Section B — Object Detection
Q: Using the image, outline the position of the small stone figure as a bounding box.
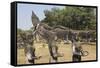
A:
[72,40,82,62]
[25,45,41,64]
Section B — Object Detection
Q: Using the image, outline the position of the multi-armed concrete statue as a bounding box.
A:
[31,11,62,62]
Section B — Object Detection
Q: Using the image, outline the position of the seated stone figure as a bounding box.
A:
[72,40,82,62]
[19,31,41,64]
[25,45,41,64]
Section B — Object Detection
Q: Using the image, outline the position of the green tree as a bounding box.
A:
[42,6,96,30]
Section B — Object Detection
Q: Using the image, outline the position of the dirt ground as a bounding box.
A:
[17,42,96,65]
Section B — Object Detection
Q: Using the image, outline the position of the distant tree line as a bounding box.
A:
[42,6,96,30]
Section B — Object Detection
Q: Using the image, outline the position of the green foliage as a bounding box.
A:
[17,28,33,38]
[42,6,96,30]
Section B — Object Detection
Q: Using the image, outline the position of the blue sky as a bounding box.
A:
[17,3,64,30]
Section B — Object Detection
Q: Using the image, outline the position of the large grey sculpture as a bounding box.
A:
[31,11,63,62]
